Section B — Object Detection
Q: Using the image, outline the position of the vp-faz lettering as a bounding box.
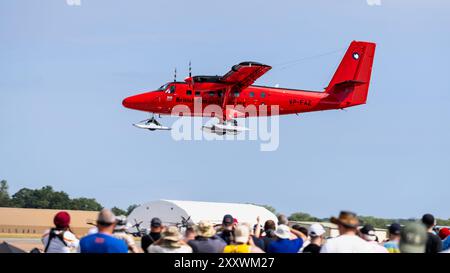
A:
[218,257,275,268]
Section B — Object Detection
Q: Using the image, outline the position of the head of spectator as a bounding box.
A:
[150,217,163,233]
[399,222,427,253]
[330,211,359,236]
[278,214,289,225]
[438,227,450,240]
[114,215,131,233]
[359,224,377,242]
[264,220,276,237]
[302,223,326,253]
[160,226,183,247]
[388,223,401,241]
[234,223,251,244]
[274,224,292,240]
[147,226,192,253]
[292,224,309,238]
[96,208,118,234]
[309,223,326,240]
[54,211,71,230]
[196,220,216,238]
[421,213,436,232]
[222,214,234,231]
[184,226,196,242]
[309,223,325,244]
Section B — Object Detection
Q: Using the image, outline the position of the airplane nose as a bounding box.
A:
[122,92,158,111]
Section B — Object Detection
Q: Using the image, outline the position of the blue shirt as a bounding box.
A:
[267,238,303,253]
[80,233,128,253]
[443,236,450,251]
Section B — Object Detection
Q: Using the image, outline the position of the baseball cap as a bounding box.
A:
[421,214,435,228]
[438,227,450,240]
[151,217,162,227]
[274,224,291,239]
[308,223,326,237]
[234,224,250,244]
[54,211,71,229]
[360,224,377,241]
[399,222,427,253]
[97,208,117,225]
[222,214,234,225]
[388,223,401,236]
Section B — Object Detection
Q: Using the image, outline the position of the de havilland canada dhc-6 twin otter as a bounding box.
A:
[122,41,376,135]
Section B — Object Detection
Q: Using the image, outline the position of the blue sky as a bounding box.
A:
[1,0,449,219]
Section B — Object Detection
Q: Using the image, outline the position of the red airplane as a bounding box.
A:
[123,41,376,134]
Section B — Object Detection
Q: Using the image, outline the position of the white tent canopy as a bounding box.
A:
[128,199,277,230]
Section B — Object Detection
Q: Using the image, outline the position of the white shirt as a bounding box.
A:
[148,244,192,253]
[320,234,374,253]
[42,229,79,253]
[367,241,389,253]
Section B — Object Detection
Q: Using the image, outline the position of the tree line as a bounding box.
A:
[0,180,136,216]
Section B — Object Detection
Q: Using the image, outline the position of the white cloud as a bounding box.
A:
[366,0,382,6]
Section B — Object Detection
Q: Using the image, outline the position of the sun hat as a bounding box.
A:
[330,211,359,228]
[274,224,291,239]
[162,226,183,247]
[195,220,216,238]
[399,222,427,253]
[234,224,251,244]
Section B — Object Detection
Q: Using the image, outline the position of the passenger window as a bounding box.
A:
[249,92,255,98]
[234,91,240,97]
[208,91,215,97]
[218,90,223,97]
[195,91,201,96]
[186,90,192,95]
[260,92,266,98]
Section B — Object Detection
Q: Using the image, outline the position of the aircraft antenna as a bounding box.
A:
[189,61,192,77]
[174,67,177,82]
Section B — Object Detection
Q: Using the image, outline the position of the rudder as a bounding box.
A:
[325,41,376,107]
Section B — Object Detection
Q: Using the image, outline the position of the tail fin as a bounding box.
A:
[325,41,376,107]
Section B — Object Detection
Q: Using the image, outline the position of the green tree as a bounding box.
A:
[126,204,139,215]
[0,180,11,207]
[111,206,127,216]
[288,212,319,222]
[70,197,102,211]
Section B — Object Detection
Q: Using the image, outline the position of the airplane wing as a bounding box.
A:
[221,61,272,91]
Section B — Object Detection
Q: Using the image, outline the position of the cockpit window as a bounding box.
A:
[158,83,170,91]
[169,85,176,94]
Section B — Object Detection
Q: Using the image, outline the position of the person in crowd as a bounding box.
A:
[383,223,401,253]
[399,222,428,253]
[421,213,443,253]
[440,228,450,251]
[113,215,140,253]
[292,224,310,251]
[302,223,326,253]
[79,208,128,253]
[147,226,192,253]
[267,224,304,253]
[141,217,163,253]
[42,211,79,253]
[277,214,289,225]
[251,217,266,251]
[320,211,373,253]
[223,223,264,253]
[217,214,235,244]
[183,226,196,243]
[260,220,277,251]
[359,224,388,253]
[188,220,226,253]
